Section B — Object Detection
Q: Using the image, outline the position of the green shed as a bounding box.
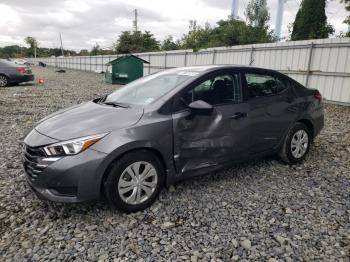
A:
[105,55,150,85]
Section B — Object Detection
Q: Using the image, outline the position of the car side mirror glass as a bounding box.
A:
[188,100,213,115]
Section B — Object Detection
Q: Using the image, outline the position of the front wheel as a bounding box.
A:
[104,150,164,213]
[278,122,311,164]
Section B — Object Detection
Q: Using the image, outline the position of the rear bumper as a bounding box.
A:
[10,74,34,83]
[312,106,324,138]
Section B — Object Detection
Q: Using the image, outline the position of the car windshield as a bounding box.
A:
[104,69,199,106]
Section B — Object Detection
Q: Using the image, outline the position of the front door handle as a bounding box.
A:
[231,112,247,120]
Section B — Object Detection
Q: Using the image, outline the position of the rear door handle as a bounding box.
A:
[231,112,247,120]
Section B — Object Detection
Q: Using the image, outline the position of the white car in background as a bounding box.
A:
[11,59,34,66]
[11,59,28,65]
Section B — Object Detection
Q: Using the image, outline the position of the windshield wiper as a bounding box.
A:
[98,94,108,103]
[102,101,130,108]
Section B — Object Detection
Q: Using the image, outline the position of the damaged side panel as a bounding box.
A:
[172,103,250,177]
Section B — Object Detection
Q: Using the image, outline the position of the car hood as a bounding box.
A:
[35,101,144,141]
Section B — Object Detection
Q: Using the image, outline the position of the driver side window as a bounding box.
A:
[182,73,241,106]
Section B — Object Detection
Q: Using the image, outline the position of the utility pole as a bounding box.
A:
[231,0,239,19]
[275,0,289,39]
[59,33,64,57]
[34,42,36,58]
[133,9,138,32]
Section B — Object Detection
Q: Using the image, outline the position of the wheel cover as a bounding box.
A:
[0,76,7,87]
[117,161,158,205]
[291,130,309,158]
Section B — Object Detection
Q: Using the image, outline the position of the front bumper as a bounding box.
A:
[23,139,108,203]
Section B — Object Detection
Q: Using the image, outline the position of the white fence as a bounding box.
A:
[31,38,350,105]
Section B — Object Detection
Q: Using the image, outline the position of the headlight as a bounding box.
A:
[43,133,108,156]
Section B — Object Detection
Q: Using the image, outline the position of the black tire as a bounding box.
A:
[0,75,9,87]
[278,122,312,164]
[103,150,164,213]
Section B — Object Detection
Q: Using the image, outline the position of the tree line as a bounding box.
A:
[0,0,349,59]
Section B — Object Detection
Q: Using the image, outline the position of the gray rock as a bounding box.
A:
[98,253,109,261]
[274,234,287,245]
[21,241,30,249]
[240,239,251,250]
[231,238,238,248]
[162,222,175,229]
[285,208,293,214]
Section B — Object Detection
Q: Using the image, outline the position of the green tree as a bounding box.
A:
[78,49,89,56]
[341,0,350,36]
[116,31,159,54]
[0,45,23,58]
[91,44,101,56]
[245,0,270,29]
[181,20,213,51]
[181,18,276,51]
[211,18,276,46]
[161,35,180,51]
[0,44,78,58]
[291,0,334,41]
[24,36,39,57]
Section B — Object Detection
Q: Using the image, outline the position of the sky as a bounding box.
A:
[0,0,348,51]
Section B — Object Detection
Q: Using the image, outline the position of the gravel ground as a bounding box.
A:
[0,67,349,261]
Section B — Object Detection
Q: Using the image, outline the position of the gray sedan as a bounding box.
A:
[23,65,324,212]
[0,59,34,87]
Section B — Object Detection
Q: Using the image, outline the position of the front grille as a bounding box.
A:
[23,145,47,181]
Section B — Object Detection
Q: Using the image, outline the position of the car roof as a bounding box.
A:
[170,65,281,74]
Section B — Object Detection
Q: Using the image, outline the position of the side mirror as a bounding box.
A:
[188,100,213,115]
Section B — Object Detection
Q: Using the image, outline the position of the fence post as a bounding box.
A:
[212,49,216,65]
[164,52,167,69]
[184,51,187,66]
[89,55,92,72]
[148,54,151,74]
[305,42,314,88]
[249,46,255,66]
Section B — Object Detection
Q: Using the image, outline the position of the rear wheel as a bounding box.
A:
[0,75,9,87]
[278,122,311,164]
[104,150,164,213]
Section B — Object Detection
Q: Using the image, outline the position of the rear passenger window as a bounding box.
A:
[245,73,288,98]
